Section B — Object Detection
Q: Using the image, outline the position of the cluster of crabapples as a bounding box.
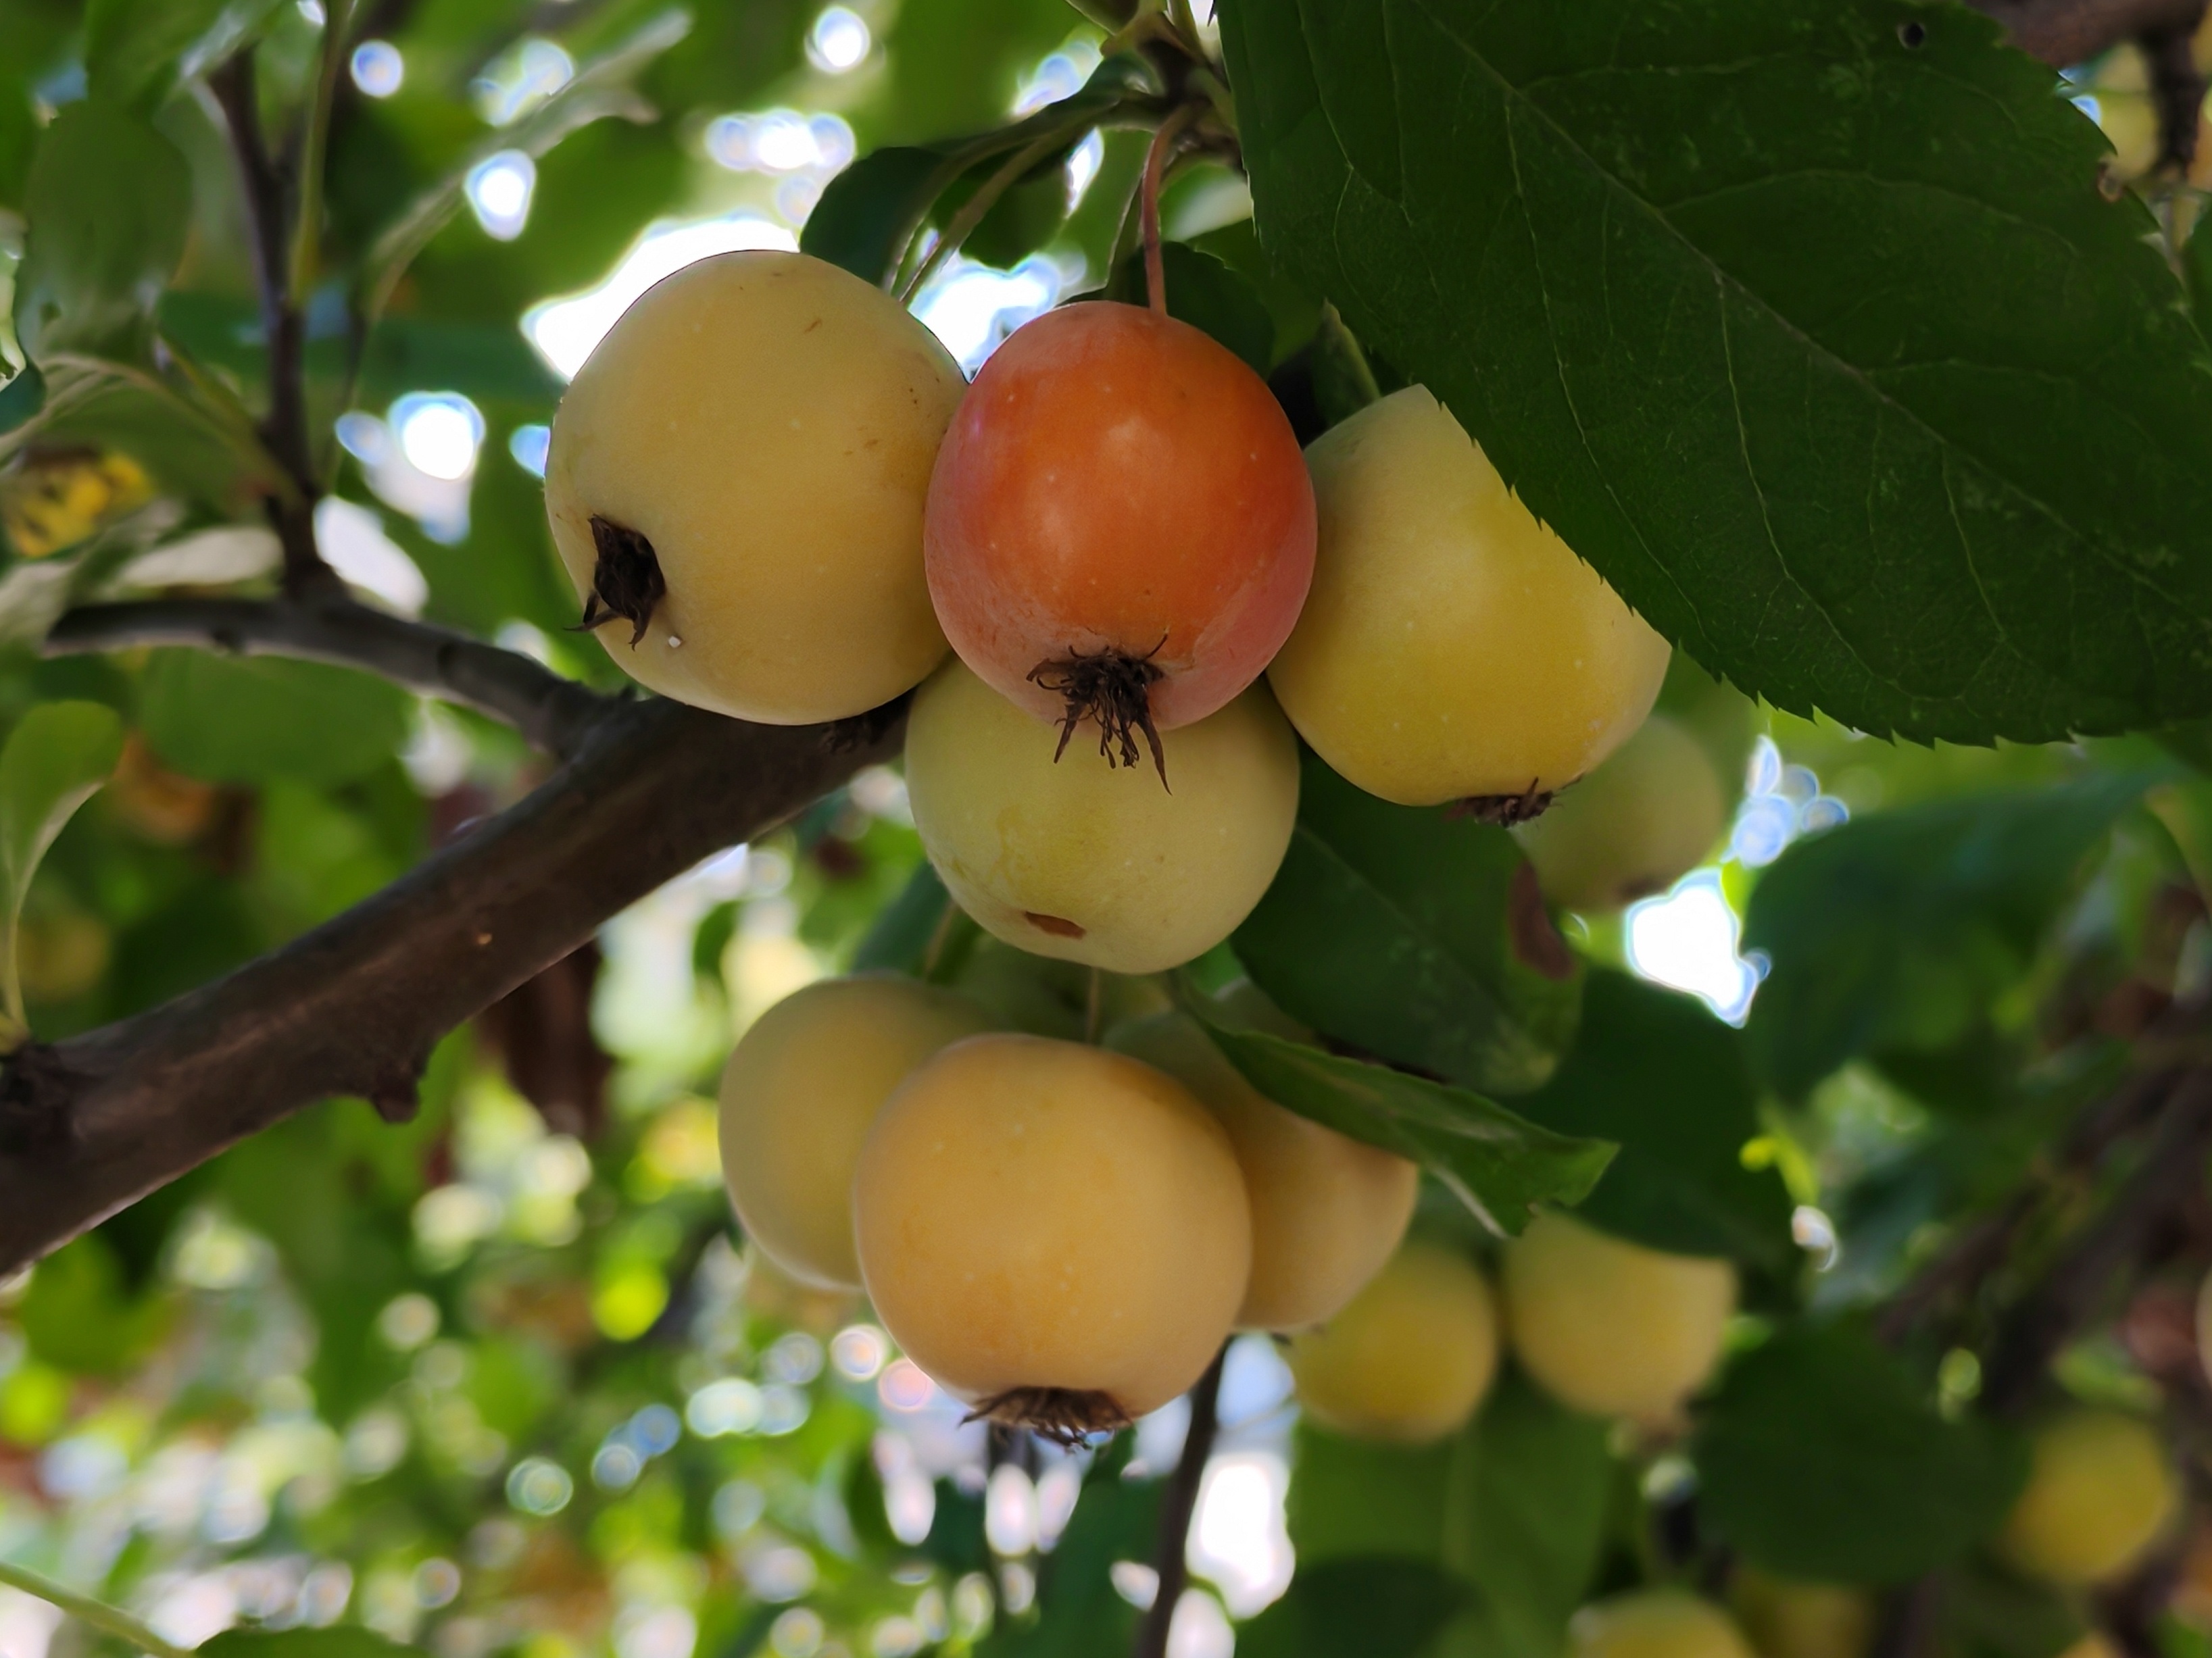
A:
[543,247,1737,1434]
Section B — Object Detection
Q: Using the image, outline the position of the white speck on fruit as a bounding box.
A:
[668,634,683,648]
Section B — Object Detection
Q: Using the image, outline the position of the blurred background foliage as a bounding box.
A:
[6,3,2212,1658]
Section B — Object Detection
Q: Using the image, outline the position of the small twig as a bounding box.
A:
[0,1559,190,1658]
[897,134,1064,305]
[1131,1345,1226,1658]
[207,51,330,595]
[2136,16,2207,172]
[1869,1575,1943,1658]
[44,596,614,760]
[292,0,354,307]
[1139,105,1204,316]
[1982,1068,2212,1414]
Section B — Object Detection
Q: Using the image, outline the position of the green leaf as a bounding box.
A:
[1514,971,1794,1270]
[0,73,34,211]
[139,651,412,788]
[804,146,956,285]
[1693,1320,2030,1584]
[201,1628,426,1658]
[854,861,962,976]
[804,55,1162,287]
[360,10,691,322]
[1744,771,2159,1098]
[1107,242,1276,374]
[1441,1372,1614,1658]
[1185,995,1613,1233]
[1292,1372,1611,1658]
[1235,751,1582,1097]
[0,365,44,438]
[17,1233,171,1376]
[84,0,284,111]
[1221,0,2212,745]
[0,699,124,1035]
[14,99,192,363]
[1237,1557,1467,1658]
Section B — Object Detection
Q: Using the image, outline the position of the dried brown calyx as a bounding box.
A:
[1454,778,1554,826]
[572,516,666,647]
[1027,644,1169,789]
[966,1386,1133,1449]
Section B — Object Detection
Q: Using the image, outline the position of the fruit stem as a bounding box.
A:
[1131,1343,1227,1658]
[1140,104,1205,317]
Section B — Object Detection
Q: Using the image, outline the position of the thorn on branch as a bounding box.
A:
[366,1053,427,1124]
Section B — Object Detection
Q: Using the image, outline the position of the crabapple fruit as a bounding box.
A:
[1502,1210,1736,1422]
[852,1033,1250,1438]
[1572,1592,1757,1658]
[545,250,964,724]
[1515,713,1728,913]
[903,659,1299,973]
[924,301,1314,776]
[1731,1572,1873,1658]
[1269,386,1671,811]
[2000,1409,2176,1584]
[1110,1009,1417,1332]
[718,974,991,1290]
[1286,1242,1498,1443]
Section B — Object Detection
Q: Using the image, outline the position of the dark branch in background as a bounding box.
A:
[1132,1346,1227,1658]
[0,694,907,1275]
[1982,1067,2212,1413]
[45,596,614,760]
[1869,1575,1945,1658]
[207,52,330,595]
[1963,0,2211,169]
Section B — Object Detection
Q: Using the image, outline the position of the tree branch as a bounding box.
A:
[0,693,907,1276]
[207,52,329,595]
[44,595,614,760]
[1963,0,2209,67]
[1133,1345,1226,1658]
[1982,1067,2212,1414]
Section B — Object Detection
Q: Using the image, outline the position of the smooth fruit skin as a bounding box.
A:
[1572,1592,1757,1658]
[1269,386,1671,807]
[1286,1242,1499,1443]
[718,974,992,1290]
[852,1034,1251,1421]
[1110,1011,1418,1332]
[2000,1409,2176,1584]
[924,302,1316,734]
[903,660,1300,973]
[1731,1572,1873,1658]
[1516,713,1729,913]
[545,250,964,724]
[1503,1210,1736,1422]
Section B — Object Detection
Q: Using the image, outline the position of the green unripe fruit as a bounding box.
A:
[904,660,1300,974]
[1503,1210,1736,1422]
[717,974,992,1290]
[1287,1242,1499,1443]
[546,250,964,723]
[1572,1592,1756,1658]
[1110,1010,1418,1332]
[1515,713,1728,913]
[2000,1409,2176,1584]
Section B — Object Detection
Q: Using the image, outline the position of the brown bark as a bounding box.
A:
[0,693,905,1275]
